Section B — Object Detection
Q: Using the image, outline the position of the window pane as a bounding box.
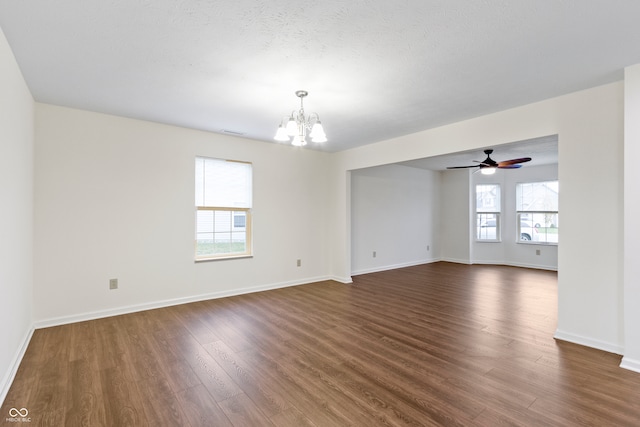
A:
[196,210,214,233]
[476,184,501,213]
[233,212,246,228]
[477,213,499,240]
[196,208,250,258]
[214,210,232,232]
[195,206,214,256]
[516,181,558,211]
[518,212,559,243]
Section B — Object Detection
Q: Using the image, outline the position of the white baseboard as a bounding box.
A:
[33,275,332,329]
[471,259,557,271]
[350,258,557,276]
[554,329,624,355]
[620,357,640,373]
[1,326,34,407]
[351,258,439,277]
[440,257,472,265]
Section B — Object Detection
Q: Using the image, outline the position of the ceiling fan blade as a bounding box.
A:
[446,165,479,169]
[497,157,531,167]
[472,160,493,167]
[497,164,522,169]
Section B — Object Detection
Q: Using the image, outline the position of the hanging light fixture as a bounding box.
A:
[274,90,327,146]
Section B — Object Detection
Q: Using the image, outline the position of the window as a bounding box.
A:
[476,184,501,241]
[195,157,252,260]
[516,181,558,244]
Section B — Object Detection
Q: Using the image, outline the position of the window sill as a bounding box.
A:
[195,254,253,263]
[476,240,502,243]
[516,241,558,246]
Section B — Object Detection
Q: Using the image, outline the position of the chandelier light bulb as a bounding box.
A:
[309,121,325,138]
[286,116,297,136]
[274,124,289,141]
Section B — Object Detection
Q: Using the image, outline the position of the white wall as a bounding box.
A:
[33,104,332,324]
[351,164,439,275]
[554,85,624,353]
[472,163,558,270]
[439,169,472,264]
[0,27,34,403]
[332,82,625,356]
[350,162,558,273]
[622,64,640,371]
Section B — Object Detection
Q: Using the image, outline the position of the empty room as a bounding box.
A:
[2,1,640,426]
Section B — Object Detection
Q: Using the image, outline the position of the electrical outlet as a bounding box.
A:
[297,259,301,267]
[427,245,430,251]
[373,251,377,258]
[109,278,118,290]
[536,249,541,256]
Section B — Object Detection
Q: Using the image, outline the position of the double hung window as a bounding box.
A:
[516,181,558,244]
[195,157,252,260]
[476,184,501,241]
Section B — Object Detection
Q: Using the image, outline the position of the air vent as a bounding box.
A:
[221,129,245,136]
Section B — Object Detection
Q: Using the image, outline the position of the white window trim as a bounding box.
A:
[476,184,502,242]
[195,157,253,261]
[515,180,558,246]
[516,211,558,246]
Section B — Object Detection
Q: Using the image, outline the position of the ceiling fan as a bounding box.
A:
[447,149,531,175]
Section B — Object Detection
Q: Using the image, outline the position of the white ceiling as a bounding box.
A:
[1,1,639,155]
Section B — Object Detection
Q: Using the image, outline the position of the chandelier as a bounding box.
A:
[274,90,327,146]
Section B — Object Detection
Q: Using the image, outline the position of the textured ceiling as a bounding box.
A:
[1,1,639,153]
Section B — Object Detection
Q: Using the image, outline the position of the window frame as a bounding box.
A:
[195,157,253,261]
[475,183,501,242]
[515,181,558,246]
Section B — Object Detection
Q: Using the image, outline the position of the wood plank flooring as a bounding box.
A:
[3,262,640,426]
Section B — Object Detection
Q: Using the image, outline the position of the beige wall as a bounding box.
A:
[623,64,640,370]
[34,104,332,324]
[0,26,34,402]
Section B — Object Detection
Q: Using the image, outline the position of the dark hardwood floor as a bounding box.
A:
[3,262,640,426]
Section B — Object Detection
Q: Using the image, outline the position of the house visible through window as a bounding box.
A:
[516,180,558,244]
[476,184,501,241]
[195,157,252,260]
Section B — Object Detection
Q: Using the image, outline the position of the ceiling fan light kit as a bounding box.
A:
[481,167,497,175]
[274,90,327,146]
[447,149,531,174]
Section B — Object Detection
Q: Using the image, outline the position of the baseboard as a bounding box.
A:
[351,258,439,277]
[349,257,556,276]
[554,329,624,355]
[440,257,472,265]
[472,259,558,271]
[1,326,34,407]
[332,276,353,284]
[620,357,640,373]
[33,275,332,329]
